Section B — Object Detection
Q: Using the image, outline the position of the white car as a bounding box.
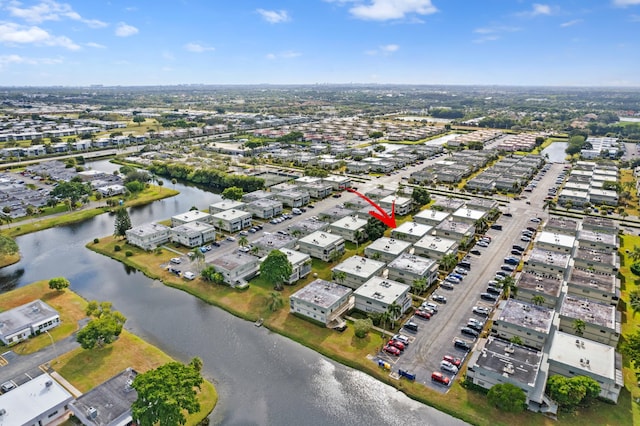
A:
[530,217,541,223]
[440,360,459,374]
[170,257,182,264]
[183,271,196,280]
[473,306,491,316]
[421,302,439,312]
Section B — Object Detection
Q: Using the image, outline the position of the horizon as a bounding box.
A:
[1,1,639,87]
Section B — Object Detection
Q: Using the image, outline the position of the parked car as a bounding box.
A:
[468,318,485,330]
[392,334,410,346]
[512,244,526,251]
[453,339,471,351]
[1,381,15,393]
[422,302,439,312]
[490,224,503,230]
[476,241,489,248]
[460,327,479,339]
[404,321,419,332]
[486,286,502,296]
[495,270,509,277]
[431,294,447,303]
[431,372,450,386]
[500,264,515,272]
[503,212,513,217]
[212,241,221,247]
[454,267,468,275]
[226,236,236,242]
[450,273,464,280]
[440,360,459,374]
[440,281,455,290]
[248,227,258,233]
[473,306,491,316]
[183,271,196,280]
[415,309,432,320]
[170,257,182,264]
[467,321,484,332]
[530,217,541,223]
[383,345,401,356]
[510,249,523,256]
[480,292,498,302]
[239,230,249,236]
[469,249,482,256]
[332,193,342,198]
[443,355,462,367]
[387,339,405,351]
[520,236,531,242]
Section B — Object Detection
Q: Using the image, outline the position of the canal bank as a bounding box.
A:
[0,160,468,426]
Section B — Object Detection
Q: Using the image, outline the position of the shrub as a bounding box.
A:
[125,251,133,257]
[631,262,640,276]
[93,238,100,244]
[354,318,373,338]
[114,245,122,252]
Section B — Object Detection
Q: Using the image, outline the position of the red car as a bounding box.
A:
[383,345,401,356]
[415,309,431,320]
[443,355,462,367]
[387,339,405,351]
[431,372,450,386]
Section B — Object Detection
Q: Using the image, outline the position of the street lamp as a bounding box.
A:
[45,330,58,364]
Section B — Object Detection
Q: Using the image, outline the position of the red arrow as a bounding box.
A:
[345,188,396,229]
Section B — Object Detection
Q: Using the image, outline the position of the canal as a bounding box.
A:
[0,160,466,426]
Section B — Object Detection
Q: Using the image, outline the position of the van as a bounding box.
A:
[292,208,302,215]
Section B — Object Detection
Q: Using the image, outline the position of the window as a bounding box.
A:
[48,410,59,418]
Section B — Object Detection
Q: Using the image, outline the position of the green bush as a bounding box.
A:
[114,245,122,252]
[125,251,133,257]
[93,238,100,244]
[631,262,640,276]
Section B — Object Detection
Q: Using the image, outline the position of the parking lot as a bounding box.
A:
[375,162,566,390]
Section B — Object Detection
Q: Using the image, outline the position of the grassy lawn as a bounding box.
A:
[617,233,640,426]
[88,235,634,426]
[620,170,639,217]
[0,281,217,424]
[4,185,178,238]
[0,252,20,268]
[0,280,86,354]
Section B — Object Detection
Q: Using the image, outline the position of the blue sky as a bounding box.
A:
[1,0,639,87]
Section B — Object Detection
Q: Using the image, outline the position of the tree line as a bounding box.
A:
[149,162,265,193]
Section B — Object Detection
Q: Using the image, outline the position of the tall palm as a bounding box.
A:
[412,277,428,295]
[499,276,517,298]
[267,292,284,312]
[474,217,489,235]
[379,311,392,331]
[439,253,457,272]
[573,319,586,336]
[630,245,640,263]
[629,290,640,314]
[191,247,205,272]
[332,270,347,285]
[532,295,546,306]
[238,236,249,248]
[543,199,556,218]
[387,302,402,329]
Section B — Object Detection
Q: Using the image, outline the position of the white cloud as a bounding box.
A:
[473,35,500,44]
[631,14,640,21]
[266,50,301,59]
[560,19,582,27]
[347,0,437,21]
[518,3,553,17]
[256,9,290,23]
[5,0,107,27]
[115,22,138,37]
[85,41,105,48]
[367,43,400,55]
[162,51,174,60]
[613,0,640,6]
[473,25,520,35]
[0,53,62,68]
[184,42,215,53]
[0,22,80,49]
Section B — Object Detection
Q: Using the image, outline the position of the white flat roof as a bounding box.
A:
[299,231,344,247]
[333,255,386,277]
[414,209,450,223]
[536,231,576,249]
[548,331,616,379]
[209,200,245,210]
[211,209,251,221]
[366,237,412,255]
[330,215,368,231]
[452,207,485,221]
[354,276,410,304]
[279,248,310,266]
[172,210,211,222]
[0,374,73,426]
[392,221,433,237]
[413,234,457,253]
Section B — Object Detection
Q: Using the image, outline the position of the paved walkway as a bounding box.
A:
[49,370,83,397]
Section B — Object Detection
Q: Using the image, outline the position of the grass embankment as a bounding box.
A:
[617,234,640,426]
[620,170,639,217]
[89,235,630,426]
[3,185,178,238]
[0,281,216,425]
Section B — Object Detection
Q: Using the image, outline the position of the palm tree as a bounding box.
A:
[439,253,457,272]
[332,270,347,285]
[267,292,284,312]
[291,229,302,239]
[564,200,574,211]
[412,277,428,296]
[191,247,205,272]
[387,302,402,329]
[543,199,556,218]
[238,236,249,248]
[379,311,392,331]
[532,295,546,306]
[630,245,640,263]
[573,319,586,336]
[474,217,489,235]
[354,229,365,250]
[250,246,260,256]
[216,220,225,236]
[630,290,640,314]
[499,276,517,298]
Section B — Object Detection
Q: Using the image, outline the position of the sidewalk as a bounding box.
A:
[49,370,83,397]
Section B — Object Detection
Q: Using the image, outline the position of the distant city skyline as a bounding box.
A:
[1,0,639,87]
